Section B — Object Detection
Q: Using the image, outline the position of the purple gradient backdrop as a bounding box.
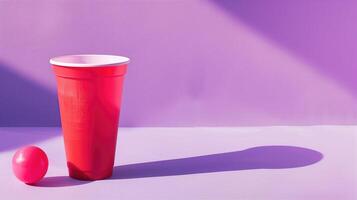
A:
[0,0,357,126]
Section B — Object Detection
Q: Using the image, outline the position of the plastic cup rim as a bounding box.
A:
[50,54,130,67]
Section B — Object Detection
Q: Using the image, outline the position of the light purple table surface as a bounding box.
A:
[0,127,356,200]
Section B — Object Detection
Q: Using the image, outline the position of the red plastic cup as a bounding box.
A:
[50,54,129,180]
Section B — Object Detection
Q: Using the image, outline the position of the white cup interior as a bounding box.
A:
[50,54,130,67]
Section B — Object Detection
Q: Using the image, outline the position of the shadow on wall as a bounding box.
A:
[0,62,60,151]
[0,62,60,126]
[1,1,357,126]
[211,0,357,93]
[0,128,60,152]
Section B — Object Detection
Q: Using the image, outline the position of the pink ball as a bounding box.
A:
[12,146,48,184]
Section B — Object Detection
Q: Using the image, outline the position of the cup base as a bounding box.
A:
[68,168,113,181]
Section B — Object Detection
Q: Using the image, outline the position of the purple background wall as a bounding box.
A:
[0,0,357,127]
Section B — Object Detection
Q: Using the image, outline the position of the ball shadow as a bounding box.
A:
[33,176,90,187]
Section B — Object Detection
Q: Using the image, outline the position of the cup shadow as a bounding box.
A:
[33,176,90,187]
[112,145,323,179]
[34,145,323,186]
